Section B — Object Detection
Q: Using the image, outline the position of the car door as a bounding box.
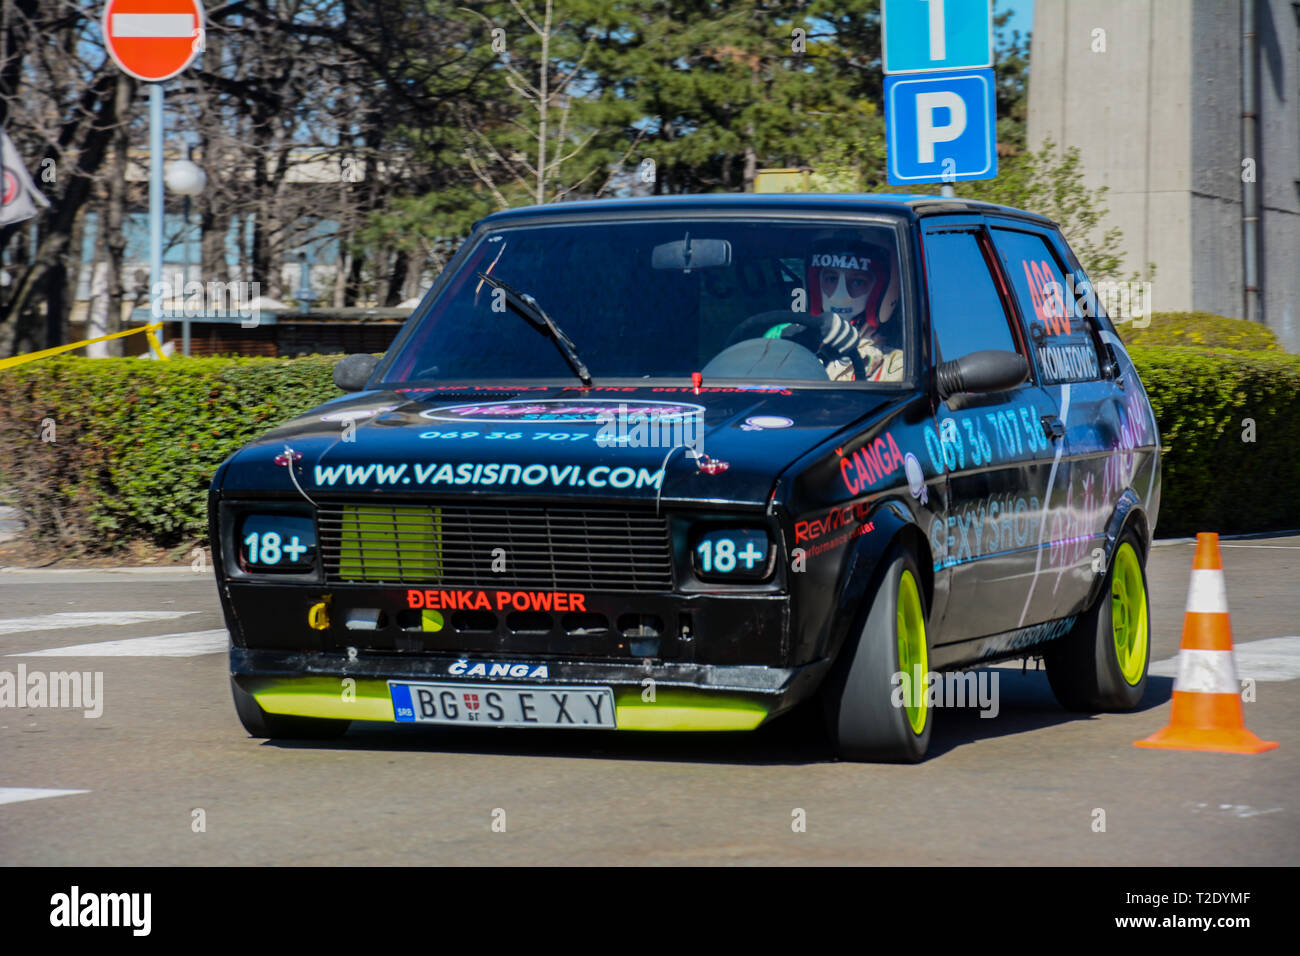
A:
[920,218,1067,646]
[987,220,1123,622]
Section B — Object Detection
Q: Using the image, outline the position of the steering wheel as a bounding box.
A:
[724,311,868,380]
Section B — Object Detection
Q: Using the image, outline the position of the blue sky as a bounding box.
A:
[997,0,1034,37]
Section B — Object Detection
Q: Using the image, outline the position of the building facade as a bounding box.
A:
[1029,0,1300,350]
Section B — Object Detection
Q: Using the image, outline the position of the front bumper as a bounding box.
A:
[231,647,831,731]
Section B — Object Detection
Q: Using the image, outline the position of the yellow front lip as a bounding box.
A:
[239,676,770,731]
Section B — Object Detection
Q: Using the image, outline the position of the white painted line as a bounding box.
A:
[11,629,227,658]
[1150,636,1300,683]
[0,567,197,574]
[1154,532,1300,547]
[0,610,195,637]
[1220,545,1300,550]
[1189,802,1285,819]
[1019,383,1071,628]
[110,13,196,38]
[0,787,90,806]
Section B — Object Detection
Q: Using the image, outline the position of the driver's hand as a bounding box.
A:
[818,313,861,355]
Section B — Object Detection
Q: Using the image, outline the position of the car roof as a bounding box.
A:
[474,193,1057,230]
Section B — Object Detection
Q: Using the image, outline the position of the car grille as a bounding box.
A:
[316,503,673,591]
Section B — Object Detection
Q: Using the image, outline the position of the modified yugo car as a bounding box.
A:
[211,194,1160,762]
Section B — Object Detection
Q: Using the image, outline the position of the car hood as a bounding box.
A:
[217,385,897,507]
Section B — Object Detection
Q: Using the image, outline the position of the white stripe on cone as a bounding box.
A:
[1185,569,1229,614]
[1174,648,1239,695]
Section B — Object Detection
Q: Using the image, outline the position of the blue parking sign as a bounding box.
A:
[882,0,993,74]
[885,69,997,185]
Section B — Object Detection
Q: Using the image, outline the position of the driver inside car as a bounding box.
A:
[762,238,904,382]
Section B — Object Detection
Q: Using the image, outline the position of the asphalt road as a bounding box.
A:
[1,536,1296,866]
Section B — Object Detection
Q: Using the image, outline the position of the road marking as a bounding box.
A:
[1150,636,1300,682]
[0,787,90,806]
[1220,544,1300,550]
[0,610,195,637]
[1188,802,1284,819]
[10,629,227,658]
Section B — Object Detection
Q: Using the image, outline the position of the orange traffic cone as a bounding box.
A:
[1135,533,1278,754]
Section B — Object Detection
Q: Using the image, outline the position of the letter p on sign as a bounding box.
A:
[914,91,966,163]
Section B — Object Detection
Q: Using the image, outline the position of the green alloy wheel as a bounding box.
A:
[822,546,933,762]
[1045,530,1150,712]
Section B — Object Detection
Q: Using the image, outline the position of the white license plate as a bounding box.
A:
[389,681,617,729]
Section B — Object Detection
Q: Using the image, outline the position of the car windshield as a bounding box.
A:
[380,216,912,387]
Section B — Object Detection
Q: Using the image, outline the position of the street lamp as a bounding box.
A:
[164,150,206,356]
[296,250,317,315]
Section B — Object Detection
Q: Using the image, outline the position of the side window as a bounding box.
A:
[990,227,1102,384]
[923,229,1021,362]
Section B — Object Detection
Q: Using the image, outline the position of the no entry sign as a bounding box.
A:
[102,0,205,82]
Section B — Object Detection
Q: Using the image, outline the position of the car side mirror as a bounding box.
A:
[936,349,1029,400]
[333,353,380,392]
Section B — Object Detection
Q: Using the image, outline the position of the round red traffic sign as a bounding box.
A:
[2,171,18,206]
[102,0,205,83]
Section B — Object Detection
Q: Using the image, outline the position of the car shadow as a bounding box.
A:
[924,667,1175,759]
[258,670,1176,766]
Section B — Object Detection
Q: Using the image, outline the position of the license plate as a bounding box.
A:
[388,681,617,729]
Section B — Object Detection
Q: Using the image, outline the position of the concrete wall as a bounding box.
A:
[1252,0,1300,348]
[1028,0,1194,312]
[1029,0,1300,351]
[1189,1,1245,324]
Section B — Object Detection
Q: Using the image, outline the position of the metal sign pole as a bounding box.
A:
[149,82,164,335]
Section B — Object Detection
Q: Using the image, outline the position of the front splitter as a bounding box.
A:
[231,648,831,731]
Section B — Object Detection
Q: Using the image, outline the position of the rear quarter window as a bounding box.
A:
[990,227,1101,385]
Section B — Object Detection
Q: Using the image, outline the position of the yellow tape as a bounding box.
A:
[0,322,168,371]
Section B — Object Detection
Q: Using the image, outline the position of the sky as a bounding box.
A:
[998,0,1035,38]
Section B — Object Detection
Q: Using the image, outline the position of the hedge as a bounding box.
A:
[0,355,339,552]
[1127,345,1300,536]
[1118,311,1282,352]
[1,343,1297,553]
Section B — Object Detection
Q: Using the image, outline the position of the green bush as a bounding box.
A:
[1119,311,1281,352]
[0,355,339,552]
[2,346,1297,554]
[1129,345,1300,536]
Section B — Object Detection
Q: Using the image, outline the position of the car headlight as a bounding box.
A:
[691,528,773,583]
[237,512,317,573]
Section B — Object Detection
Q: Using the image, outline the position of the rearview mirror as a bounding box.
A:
[333,353,380,392]
[651,235,732,271]
[936,349,1029,400]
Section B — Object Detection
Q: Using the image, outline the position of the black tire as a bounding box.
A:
[821,546,932,763]
[1044,529,1151,712]
[230,677,352,740]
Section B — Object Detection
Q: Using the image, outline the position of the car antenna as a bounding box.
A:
[275,444,320,508]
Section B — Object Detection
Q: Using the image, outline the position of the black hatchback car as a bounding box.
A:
[210,194,1160,762]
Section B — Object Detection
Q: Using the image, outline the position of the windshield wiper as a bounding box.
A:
[475,272,594,388]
